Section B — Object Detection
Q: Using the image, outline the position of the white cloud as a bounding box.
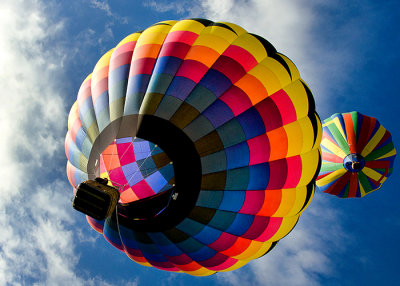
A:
[0,1,116,285]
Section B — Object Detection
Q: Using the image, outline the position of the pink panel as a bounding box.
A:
[255,217,282,241]
[219,86,252,116]
[255,97,283,132]
[165,253,193,265]
[248,134,270,165]
[163,30,198,46]
[108,167,128,186]
[116,142,135,166]
[206,256,237,271]
[222,45,258,72]
[158,41,191,59]
[129,57,156,76]
[269,90,297,125]
[267,159,288,190]
[175,59,209,83]
[283,156,302,188]
[208,232,238,252]
[239,190,264,215]
[133,180,155,199]
[241,216,270,239]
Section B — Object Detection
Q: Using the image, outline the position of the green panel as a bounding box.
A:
[183,115,214,142]
[216,119,246,148]
[201,150,227,174]
[154,95,182,120]
[185,85,217,113]
[226,167,249,190]
[365,142,394,161]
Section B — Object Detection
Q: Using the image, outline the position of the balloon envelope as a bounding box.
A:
[316,111,396,198]
[65,19,321,275]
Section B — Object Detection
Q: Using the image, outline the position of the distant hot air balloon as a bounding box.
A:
[65,19,321,276]
[316,111,396,198]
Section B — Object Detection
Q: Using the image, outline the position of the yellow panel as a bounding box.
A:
[268,215,299,241]
[136,31,170,47]
[219,22,248,36]
[239,241,273,260]
[192,34,231,54]
[285,185,309,217]
[67,102,78,130]
[202,25,238,43]
[273,188,296,217]
[299,116,316,154]
[170,19,208,34]
[248,64,282,95]
[283,80,309,119]
[361,125,386,157]
[275,52,300,81]
[232,240,264,260]
[320,137,347,159]
[316,168,347,187]
[362,167,384,182]
[259,57,292,88]
[116,32,141,48]
[231,33,267,62]
[185,267,215,276]
[284,121,303,157]
[298,149,321,186]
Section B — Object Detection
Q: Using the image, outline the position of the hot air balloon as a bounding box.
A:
[316,111,396,198]
[65,18,321,276]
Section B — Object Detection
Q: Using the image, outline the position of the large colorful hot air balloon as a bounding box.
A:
[65,19,321,276]
[316,111,396,198]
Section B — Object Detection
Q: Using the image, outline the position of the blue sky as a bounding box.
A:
[0,0,399,285]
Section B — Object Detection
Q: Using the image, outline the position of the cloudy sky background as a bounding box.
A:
[0,0,399,285]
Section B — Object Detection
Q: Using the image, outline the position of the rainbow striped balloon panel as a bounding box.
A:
[316,111,396,198]
[65,19,322,276]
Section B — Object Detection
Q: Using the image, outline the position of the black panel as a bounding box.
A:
[249,33,277,55]
[210,23,238,35]
[189,18,214,27]
[270,52,293,79]
[87,114,202,232]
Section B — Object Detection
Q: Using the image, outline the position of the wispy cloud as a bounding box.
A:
[0,1,117,285]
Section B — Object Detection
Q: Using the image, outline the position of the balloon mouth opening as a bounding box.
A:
[343,153,365,172]
[100,136,175,203]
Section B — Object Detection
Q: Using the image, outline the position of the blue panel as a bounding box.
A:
[121,162,143,186]
[166,76,197,100]
[116,137,132,144]
[225,213,254,236]
[226,141,249,169]
[153,56,182,75]
[158,164,174,181]
[237,107,266,139]
[133,141,151,160]
[79,96,94,118]
[145,171,168,193]
[199,69,232,97]
[75,128,87,150]
[103,219,122,247]
[194,225,222,245]
[93,92,109,114]
[188,244,217,261]
[203,99,234,128]
[247,163,269,190]
[219,191,246,212]
[219,190,246,213]
[126,74,151,95]
[109,64,130,86]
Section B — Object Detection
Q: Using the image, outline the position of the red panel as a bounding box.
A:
[255,97,283,132]
[267,159,288,189]
[269,90,297,125]
[248,134,270,165]
[211,55,246,83]
[159,41,192,59]
[283,156,302,188]
[239,190,265,215]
